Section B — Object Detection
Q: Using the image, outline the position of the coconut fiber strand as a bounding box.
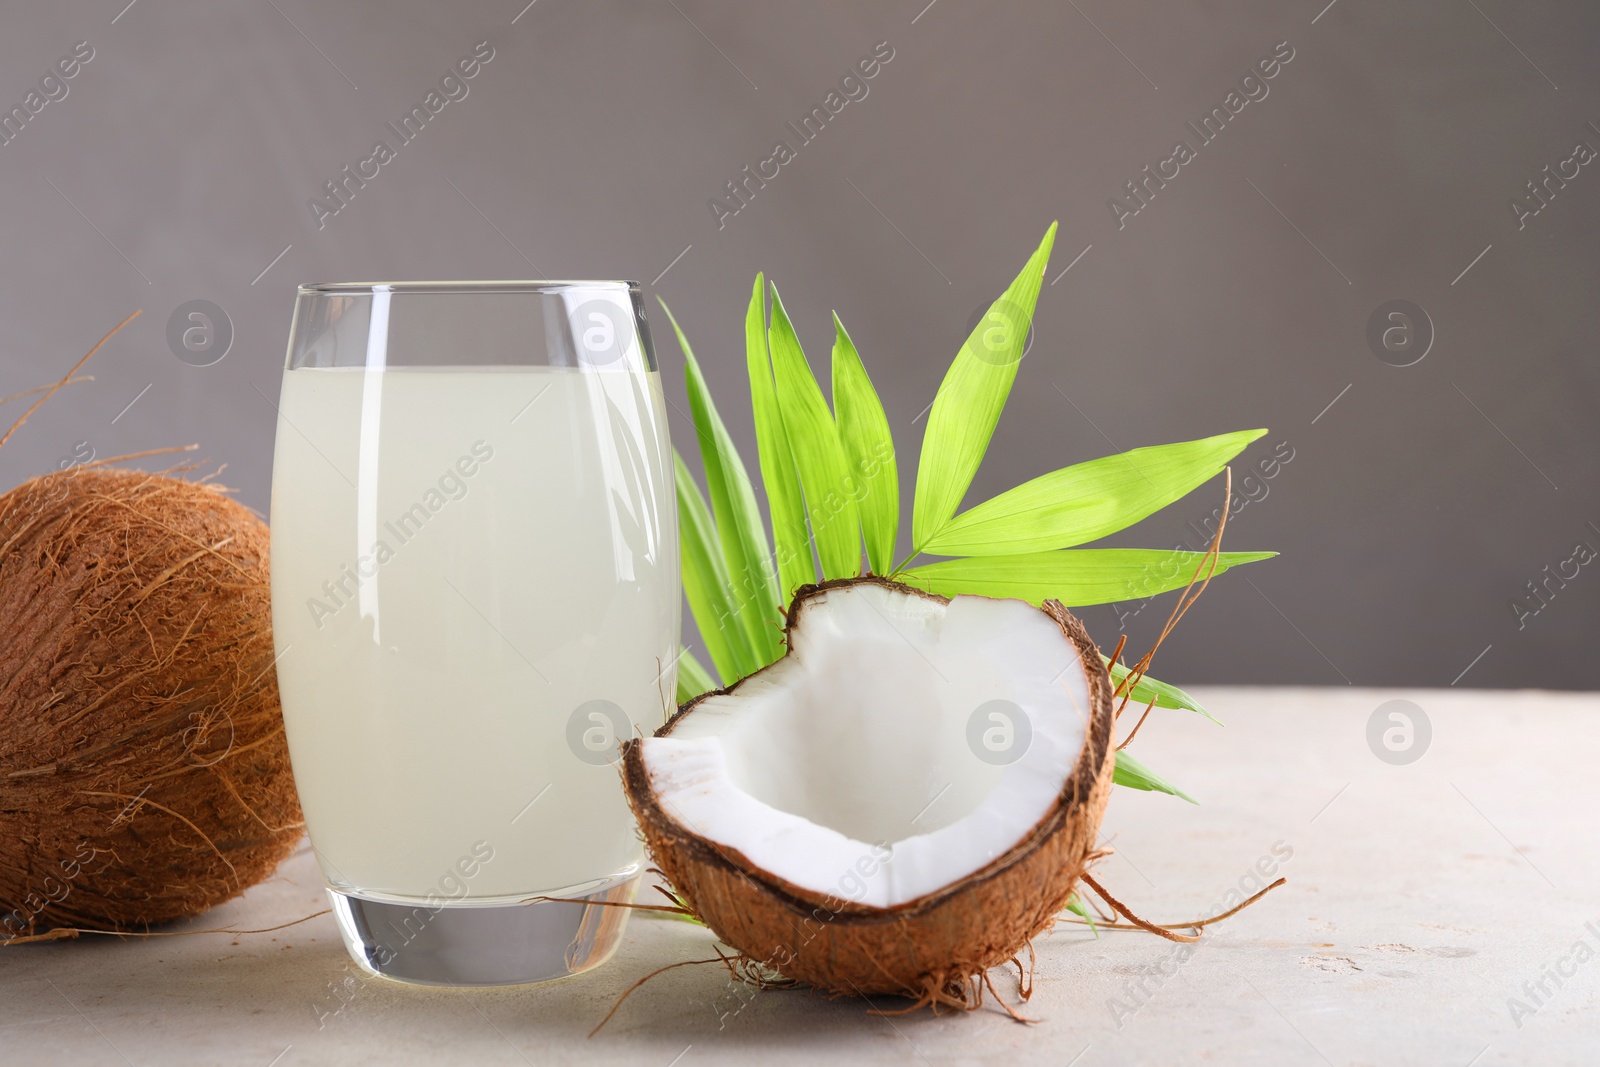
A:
[0,467,301,934]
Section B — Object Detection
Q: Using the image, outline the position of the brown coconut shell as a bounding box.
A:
[0,467,302,935]
[621,575,1115,1000]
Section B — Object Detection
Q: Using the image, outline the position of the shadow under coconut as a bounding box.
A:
[579,918,1068,1047]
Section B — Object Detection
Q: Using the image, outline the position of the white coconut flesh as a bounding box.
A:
[639,583,1096,909]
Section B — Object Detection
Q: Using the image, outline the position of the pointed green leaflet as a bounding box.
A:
[674,450,759,683]
[768,286,860,580]
[658,298,785,665]
[1065,892,1099,936]
[901,548,1276,607]
[1108,659,1219,723]
[1114,748,1197,804]
[912,223,1056,550]
[745,275,814,602]
[925,430,1268,556]
[831,314,898,575]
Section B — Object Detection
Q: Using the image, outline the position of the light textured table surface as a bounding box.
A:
[5,687,1597,1066]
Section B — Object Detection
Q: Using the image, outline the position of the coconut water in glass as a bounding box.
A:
[269,282,678,985]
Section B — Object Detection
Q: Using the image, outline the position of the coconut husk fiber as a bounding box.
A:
[0,466,302,935]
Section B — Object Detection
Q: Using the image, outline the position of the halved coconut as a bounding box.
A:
[621,576,1114,1001]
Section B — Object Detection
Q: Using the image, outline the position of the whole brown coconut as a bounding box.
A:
[622,577,1116,1005]
[0,466,301,937]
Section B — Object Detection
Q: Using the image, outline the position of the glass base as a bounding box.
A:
[329,873,640,986]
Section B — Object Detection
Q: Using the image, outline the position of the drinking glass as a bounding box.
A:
[269,282,678,985]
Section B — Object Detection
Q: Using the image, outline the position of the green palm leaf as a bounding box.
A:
[831,314,898,575]
[674,450,759,683]
[768,286,860,580]
[911,223,1056,550]
[900,548,1275,607]
[1108,658,1218,723]
[658,298,784,665]
[745,275,813,602]
[1065,892,1099,936]
[675,646,718,704]
[1114,749,1197,804]
[924,430,1267,556]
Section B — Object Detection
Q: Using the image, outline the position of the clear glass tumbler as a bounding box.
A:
[269,282,678,985]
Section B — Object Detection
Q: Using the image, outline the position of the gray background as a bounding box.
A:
[0,0,1593,689]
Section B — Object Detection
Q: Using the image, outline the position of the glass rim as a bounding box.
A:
[296,280,640,295]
